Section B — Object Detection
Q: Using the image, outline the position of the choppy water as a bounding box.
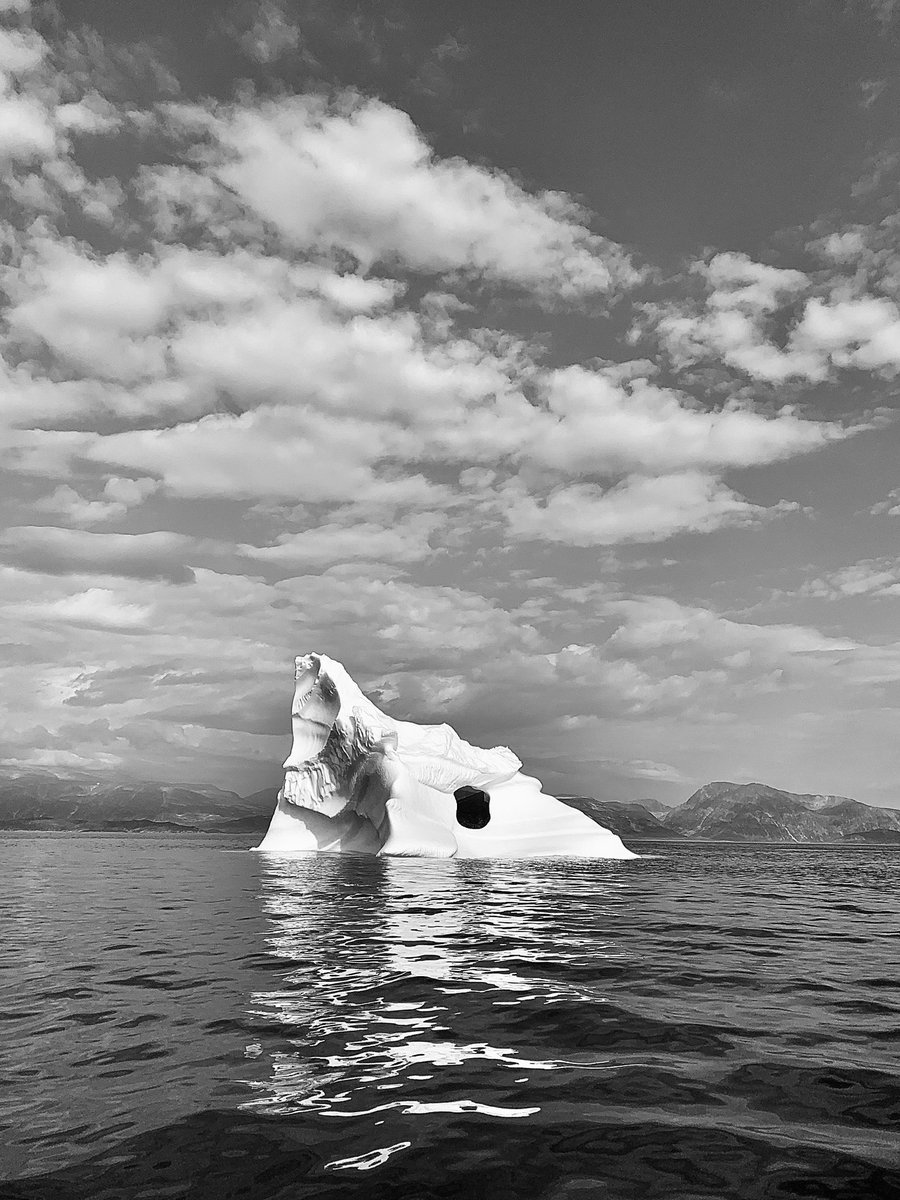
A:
[1,836,899,1199]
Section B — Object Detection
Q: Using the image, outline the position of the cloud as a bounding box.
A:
[55,94,121,136]
[155,92,638,299]
[271,567,543,669]
[32,477,159,525]
[32,484,126,525]
[871,487,900,515]
[649,253,827,383]
[240,510,444,567]
[0,540,895,795]
[846,0,900,31]
[859,78,887,109]
[6,258,837,540]
[603,595,857,659]
[0,527,198,582]
[703,252,808,311]
[0,93,56,164]
[166,292,518,419]
[792,296,900,372]
[0,25,132,185]
[0,27,45,76]
[237,0,303,63]
[147,701,290,736]
[531,364,846,474]
[0,63,849,574]
[19,588,153,632]
[1,1,895,800]
[82,408,388,502]
[647,250,900,384]
[6,239,183,384]
[104,476,159,505]
[503,472,776,546]
[805,558,900,598]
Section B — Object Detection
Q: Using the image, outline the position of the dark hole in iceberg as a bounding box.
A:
[454,786,490,829]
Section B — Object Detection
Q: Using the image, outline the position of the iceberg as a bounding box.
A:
[255,653,636,859]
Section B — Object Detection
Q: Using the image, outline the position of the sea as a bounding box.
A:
[0,834,898,1200]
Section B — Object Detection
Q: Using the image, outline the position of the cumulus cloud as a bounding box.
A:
[703,252,809,311]
[0,3,893,796]
[649,253,826,383]
[647,250,900,383]
[82,408,388,502]
[805,558,900,598]
[237,0,303,63]
[0,27,46,77]
[153,92,638,299]
[792,296,900,371]
[32,477,159,525]
[0,92,56,167]
[531,364,845,473]
[0,40,849,574]
[871,487,900,515]
[4,235,840,544]
[504,472,773,546]
[33,484,126,525]
[0,24,131,185]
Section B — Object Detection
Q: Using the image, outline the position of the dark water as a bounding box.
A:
[1,836,899,1200]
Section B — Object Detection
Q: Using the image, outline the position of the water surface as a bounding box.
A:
[1,835,898,1198]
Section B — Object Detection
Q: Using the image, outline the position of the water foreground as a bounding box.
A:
[1,835,898,1199]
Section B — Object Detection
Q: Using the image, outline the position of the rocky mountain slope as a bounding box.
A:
[0,770,274,832]
[627,796,677,815]
[559,797,682,839]
[662,782,900,842]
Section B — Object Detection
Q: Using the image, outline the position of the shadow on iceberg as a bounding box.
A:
[255,653,636,860]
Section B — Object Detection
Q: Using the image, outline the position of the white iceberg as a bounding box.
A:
[255,653,636,859]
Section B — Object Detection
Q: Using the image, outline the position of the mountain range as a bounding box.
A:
[658,781,900,843]
[558,796,679,840]
[0,770,276,834]
[1,770,899,844]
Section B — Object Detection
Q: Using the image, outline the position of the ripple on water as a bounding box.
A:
[0,836,899,1199]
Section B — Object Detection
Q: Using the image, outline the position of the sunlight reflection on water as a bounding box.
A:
[241,855,633,1135]
[3,837,900,1198]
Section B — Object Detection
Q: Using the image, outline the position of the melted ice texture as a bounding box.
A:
[256,653,635,859]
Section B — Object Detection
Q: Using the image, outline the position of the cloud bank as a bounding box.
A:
[0,1,897,802]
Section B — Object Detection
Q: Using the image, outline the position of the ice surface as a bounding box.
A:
[255,653,636,859]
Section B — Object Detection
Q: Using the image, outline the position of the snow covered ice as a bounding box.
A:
[256,653,635,859]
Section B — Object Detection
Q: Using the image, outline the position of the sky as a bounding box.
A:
[2,0,900,805]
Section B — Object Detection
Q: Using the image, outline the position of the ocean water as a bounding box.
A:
[1,836,899,1200]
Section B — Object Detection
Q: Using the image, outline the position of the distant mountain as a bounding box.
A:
[3,770,898,846]
[0,773,674,840]
[559,796,682,839]
[661,782,900,843]
[629,797,677,815]
[843,828,900,844]
[0,769,275,833]
[240,787,280,813]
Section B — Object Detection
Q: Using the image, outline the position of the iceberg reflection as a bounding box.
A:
[241,854,634,1126]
